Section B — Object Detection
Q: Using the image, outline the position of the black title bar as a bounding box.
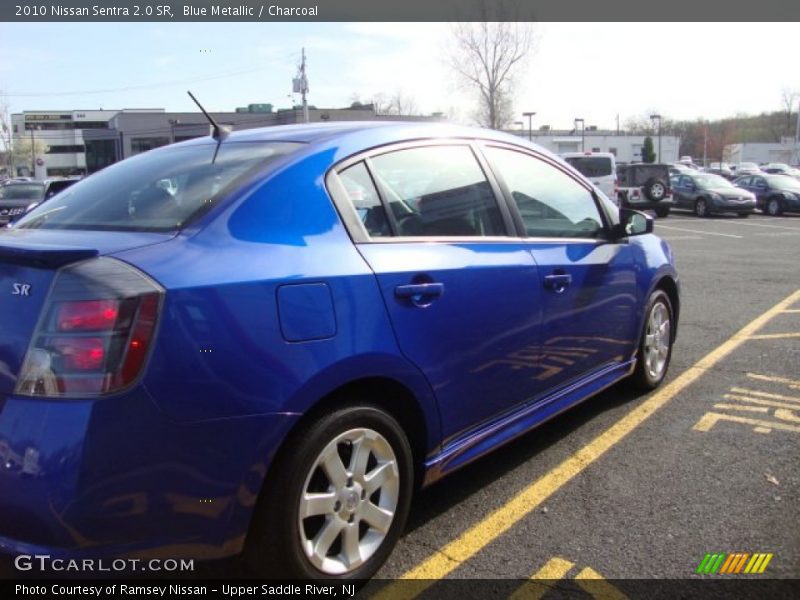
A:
[2,0,800,22]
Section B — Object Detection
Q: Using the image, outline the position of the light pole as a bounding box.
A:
[30,124,35,175]
[522,111,536,141]
[574,118,585,152]
[650,114,662,163]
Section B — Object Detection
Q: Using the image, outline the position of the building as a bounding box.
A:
[725,140,800,166]
[12,105,442,178]
[10,109,139,178]
[505,129,681,163]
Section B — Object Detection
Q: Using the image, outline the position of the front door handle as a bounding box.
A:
[395,282,445,306]
[544,273,572,294]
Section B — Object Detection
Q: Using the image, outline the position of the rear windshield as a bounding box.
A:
[0,184,44,201]
[767,175,800,191]
[563,156,613,177]
[14,141,303,231]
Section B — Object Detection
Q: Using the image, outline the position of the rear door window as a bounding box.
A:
[563,156,613,177]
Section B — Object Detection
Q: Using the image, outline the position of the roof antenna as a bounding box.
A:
[187,90,232,141]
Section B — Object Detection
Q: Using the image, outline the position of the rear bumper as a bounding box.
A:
[0,388,298,561]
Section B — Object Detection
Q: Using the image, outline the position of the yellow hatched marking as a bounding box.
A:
[746,373,800,390]
[692,412,800,434]
[723,394,800,410]
[780,309,800,313]
[508,557,575,600]
[748,332,800,340]
[714,403,769,413]
[729,388,800,404]
[575,567,630,600]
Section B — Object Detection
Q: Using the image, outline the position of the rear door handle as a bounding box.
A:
[395,282,445,306]
[544,273,572,293]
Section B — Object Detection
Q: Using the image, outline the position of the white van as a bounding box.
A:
[561,152,617,203]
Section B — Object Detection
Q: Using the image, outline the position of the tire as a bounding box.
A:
[654,206,671,218]
[244,405,414,579]
[643,178,667,202]
[767,197,783,216]
[694,198,709,218]
[630,289,674,390]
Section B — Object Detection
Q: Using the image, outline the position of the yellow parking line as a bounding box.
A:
[375,289,800,595]
[575,567,630,600]
[508,557,575,600]
[729,388,800,404]
[781,309,800,314]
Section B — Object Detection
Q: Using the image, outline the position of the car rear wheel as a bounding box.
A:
[630,289,674,390]
[694,198,708,217]
[244,405,413,579]
[767,197,783,216]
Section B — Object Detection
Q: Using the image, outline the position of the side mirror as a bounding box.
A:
[614,208,653,238]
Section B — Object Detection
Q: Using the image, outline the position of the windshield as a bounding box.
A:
[14,141,303,231]
[0,184,44,201]
[767,175,800,191]
[563,156,613,177]
[695,174,734,189]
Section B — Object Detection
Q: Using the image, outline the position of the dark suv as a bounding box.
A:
[616,163,674,218]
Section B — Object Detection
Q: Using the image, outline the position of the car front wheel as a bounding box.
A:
[767,197,783,216]
[630,289,674,390]
[245,405,414,579]
[694,198,709,217]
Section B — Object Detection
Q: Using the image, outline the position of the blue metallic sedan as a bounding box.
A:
[0,122,679,579]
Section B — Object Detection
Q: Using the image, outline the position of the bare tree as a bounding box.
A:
[0,92,13,176]
[448,3,535,129]
[372,91,420,116]
[781,87,798,137]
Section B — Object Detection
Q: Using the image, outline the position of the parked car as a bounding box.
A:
[671,172,756,217]
[731,162,762,177]
[669,163,694,176]
[734,173,800,215]
[704,162,735,180]
[560,151,618,203]
[616,163,674,217]
[0,181,45,226]
[0,122,679,580]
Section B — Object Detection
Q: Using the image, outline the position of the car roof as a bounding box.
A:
[174,121,541,150]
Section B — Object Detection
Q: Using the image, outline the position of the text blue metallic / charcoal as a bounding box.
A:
[0,123,678,575]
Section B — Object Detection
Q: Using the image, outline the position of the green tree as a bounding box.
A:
[642,136,656,163]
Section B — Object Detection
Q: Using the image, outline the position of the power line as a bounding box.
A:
[3,66,279,98]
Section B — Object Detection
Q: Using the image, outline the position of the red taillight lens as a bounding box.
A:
[15,258,163,398]
[57,300,119,331]
[51,337,106,371]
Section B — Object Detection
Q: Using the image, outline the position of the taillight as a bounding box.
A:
[15,258,164,397]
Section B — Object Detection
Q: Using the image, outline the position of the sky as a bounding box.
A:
[1,22,799,131]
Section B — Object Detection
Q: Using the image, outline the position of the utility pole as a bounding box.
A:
[293,48,310,124]
[30,124,35,175]
[703,122,708,167]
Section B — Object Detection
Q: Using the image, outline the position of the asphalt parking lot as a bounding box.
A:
[370,211,800,588]
[1,212,798,590]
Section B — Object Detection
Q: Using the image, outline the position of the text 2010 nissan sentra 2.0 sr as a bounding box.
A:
[0,122,679,579]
